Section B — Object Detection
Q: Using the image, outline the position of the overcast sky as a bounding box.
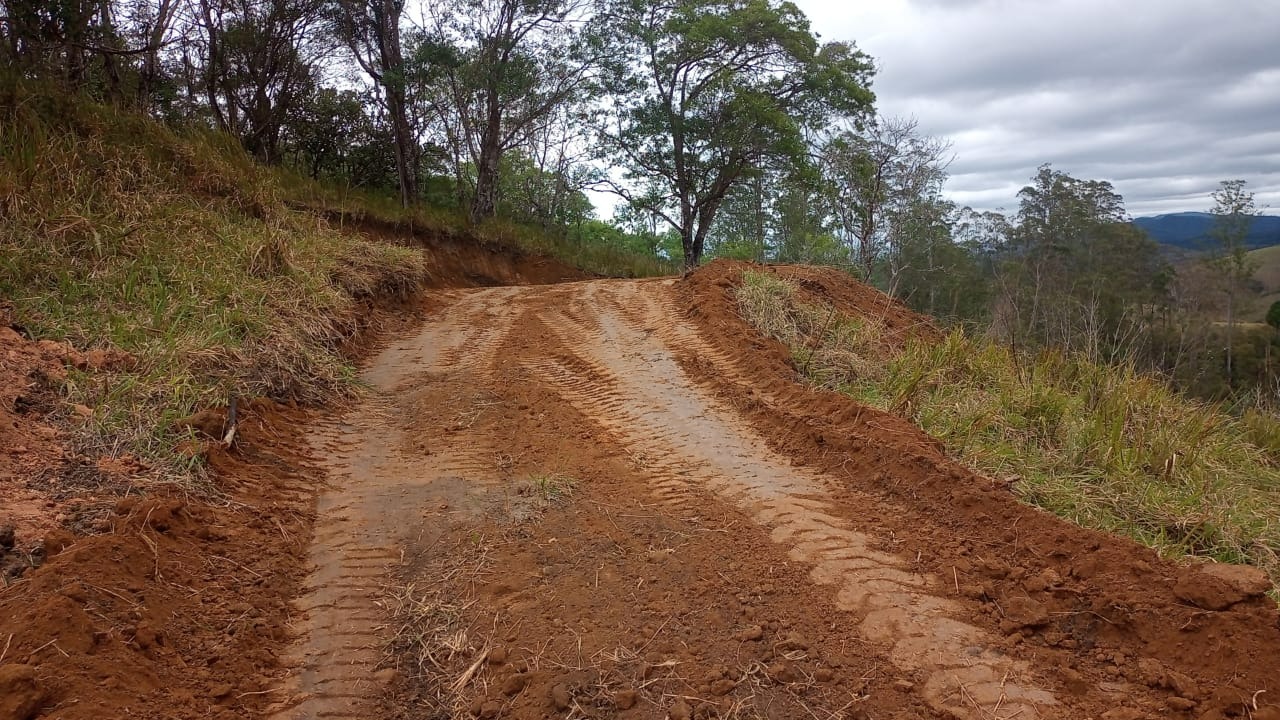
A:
[794,0,1280,217]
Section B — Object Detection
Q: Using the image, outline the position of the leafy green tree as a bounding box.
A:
[189,0,329,163]
[595,0,875,269]
[1267,301,1280,338]
[891,204,992,326]
[330,0,418,206]
[413,0,601,223]
[1207,179,1259,388]
[285,87,372,179]
[497,150,593,229]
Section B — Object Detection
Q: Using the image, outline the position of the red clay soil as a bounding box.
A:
[270,273,1279,720]
[677,259,1280,720]
[0,400,320,720]
[0,234,587,720]
[6,252,1280,720]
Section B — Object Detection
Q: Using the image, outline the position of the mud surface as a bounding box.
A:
[5,262,1280,720]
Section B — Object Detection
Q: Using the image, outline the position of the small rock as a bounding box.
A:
[0,664,47,720]
[42,529,76,557]
[613,688,637,710]
[768,662,797,684]
[1000,596,1050,632]
[815,668,835,682]
[488,646,508,665]
[709,678,736,696]
[175,408,227,440]
[1022,575,1048,593]
[549,683,571,711]
[669,700,692,720]
[1174,563,1271,610]
[84,348,137,372]
[501,673,527,696]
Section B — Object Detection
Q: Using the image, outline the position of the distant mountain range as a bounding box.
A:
[1134,212,1280,251]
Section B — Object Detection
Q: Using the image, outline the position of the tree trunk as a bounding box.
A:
[387,90,417,207]
[470,149,500,223]
[470,123,502,223]
[681,226,698,271]
[1227,290,1235,390]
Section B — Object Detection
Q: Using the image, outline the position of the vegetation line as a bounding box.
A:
[0,83,431,485]
[736,269,1280,588]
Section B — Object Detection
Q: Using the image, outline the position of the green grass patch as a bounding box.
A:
[274,170,678,280]
[737,269,1280,586]
[1,80,428,484]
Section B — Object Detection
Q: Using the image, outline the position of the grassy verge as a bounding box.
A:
[275,171,678,280]
[1,81,428,483]
[737,269,1280,585]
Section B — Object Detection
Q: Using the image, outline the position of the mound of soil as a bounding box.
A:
[0,401,318,720]
[676,259,1280,719]
[0,321,141,563]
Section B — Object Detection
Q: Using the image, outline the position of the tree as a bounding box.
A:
[1207,179,1258,388]
[193,0,328,162]
[330,0,418,206]
[415,0,598,224]
[1267,300,1280,340]
[994,165,1165,362]
[891,203,992,325]
[821,115,950,282]
[595,0,874,269]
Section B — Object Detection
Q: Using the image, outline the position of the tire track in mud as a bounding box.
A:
[270,287,532,720]
[526,282,1058,719]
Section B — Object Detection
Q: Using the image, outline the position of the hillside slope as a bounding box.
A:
[1136,211,1280,251]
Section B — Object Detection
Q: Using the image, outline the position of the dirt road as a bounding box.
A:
[265,274,1280,720]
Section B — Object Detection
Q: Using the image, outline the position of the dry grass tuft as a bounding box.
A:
[737,269,1280,588]
[382,540,494,716]
[0,78,429,486]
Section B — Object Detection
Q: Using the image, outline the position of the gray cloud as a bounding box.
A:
[797,0,1280,216]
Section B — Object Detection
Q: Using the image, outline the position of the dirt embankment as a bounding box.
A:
[0,234,586,720]
[677,260,1280,720]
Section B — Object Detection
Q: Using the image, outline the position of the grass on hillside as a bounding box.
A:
[275,171,678,280]
[737,269,1280,586]
[0,82,428,483]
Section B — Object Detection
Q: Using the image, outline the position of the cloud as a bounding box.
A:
[794,0,1280,216]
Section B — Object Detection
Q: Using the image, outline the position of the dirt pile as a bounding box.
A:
[317,210,589,289]
[0,401,319,720]
[676,259,1280,719]
[0,314,141,567]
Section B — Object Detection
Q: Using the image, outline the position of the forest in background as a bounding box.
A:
[1,0,1276,406]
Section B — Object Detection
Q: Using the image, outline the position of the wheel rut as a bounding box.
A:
[269,277,1266,720]
[269,287,532,720]
[526,281,1058,719]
